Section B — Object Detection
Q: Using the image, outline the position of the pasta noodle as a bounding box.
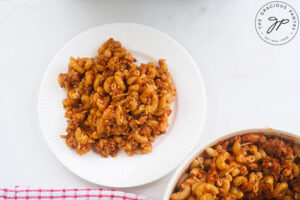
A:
[58,38,176,157]
[170,133,300,200]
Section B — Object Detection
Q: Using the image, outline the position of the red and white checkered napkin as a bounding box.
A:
[0,186,150,200]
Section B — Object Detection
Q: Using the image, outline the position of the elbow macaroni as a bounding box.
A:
[170,133,300,200]
[59,38,176,157]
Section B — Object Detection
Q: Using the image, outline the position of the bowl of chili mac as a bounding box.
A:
[164,129,300,200]
[39,23,206,187]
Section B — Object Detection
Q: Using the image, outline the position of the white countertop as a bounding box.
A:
[0,0,299,199]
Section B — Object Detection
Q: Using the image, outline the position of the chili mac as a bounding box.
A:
[58,38,176,157]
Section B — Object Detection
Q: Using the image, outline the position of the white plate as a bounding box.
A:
[38,23,206,188]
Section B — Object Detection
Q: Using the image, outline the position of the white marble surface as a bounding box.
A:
[0,0,299,199]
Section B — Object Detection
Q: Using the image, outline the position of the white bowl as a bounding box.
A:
[163,128,300,200]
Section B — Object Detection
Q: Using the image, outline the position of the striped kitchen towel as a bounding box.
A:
[0,186,150,200]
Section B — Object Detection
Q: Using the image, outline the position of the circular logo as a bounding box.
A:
[255,1,299,45]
